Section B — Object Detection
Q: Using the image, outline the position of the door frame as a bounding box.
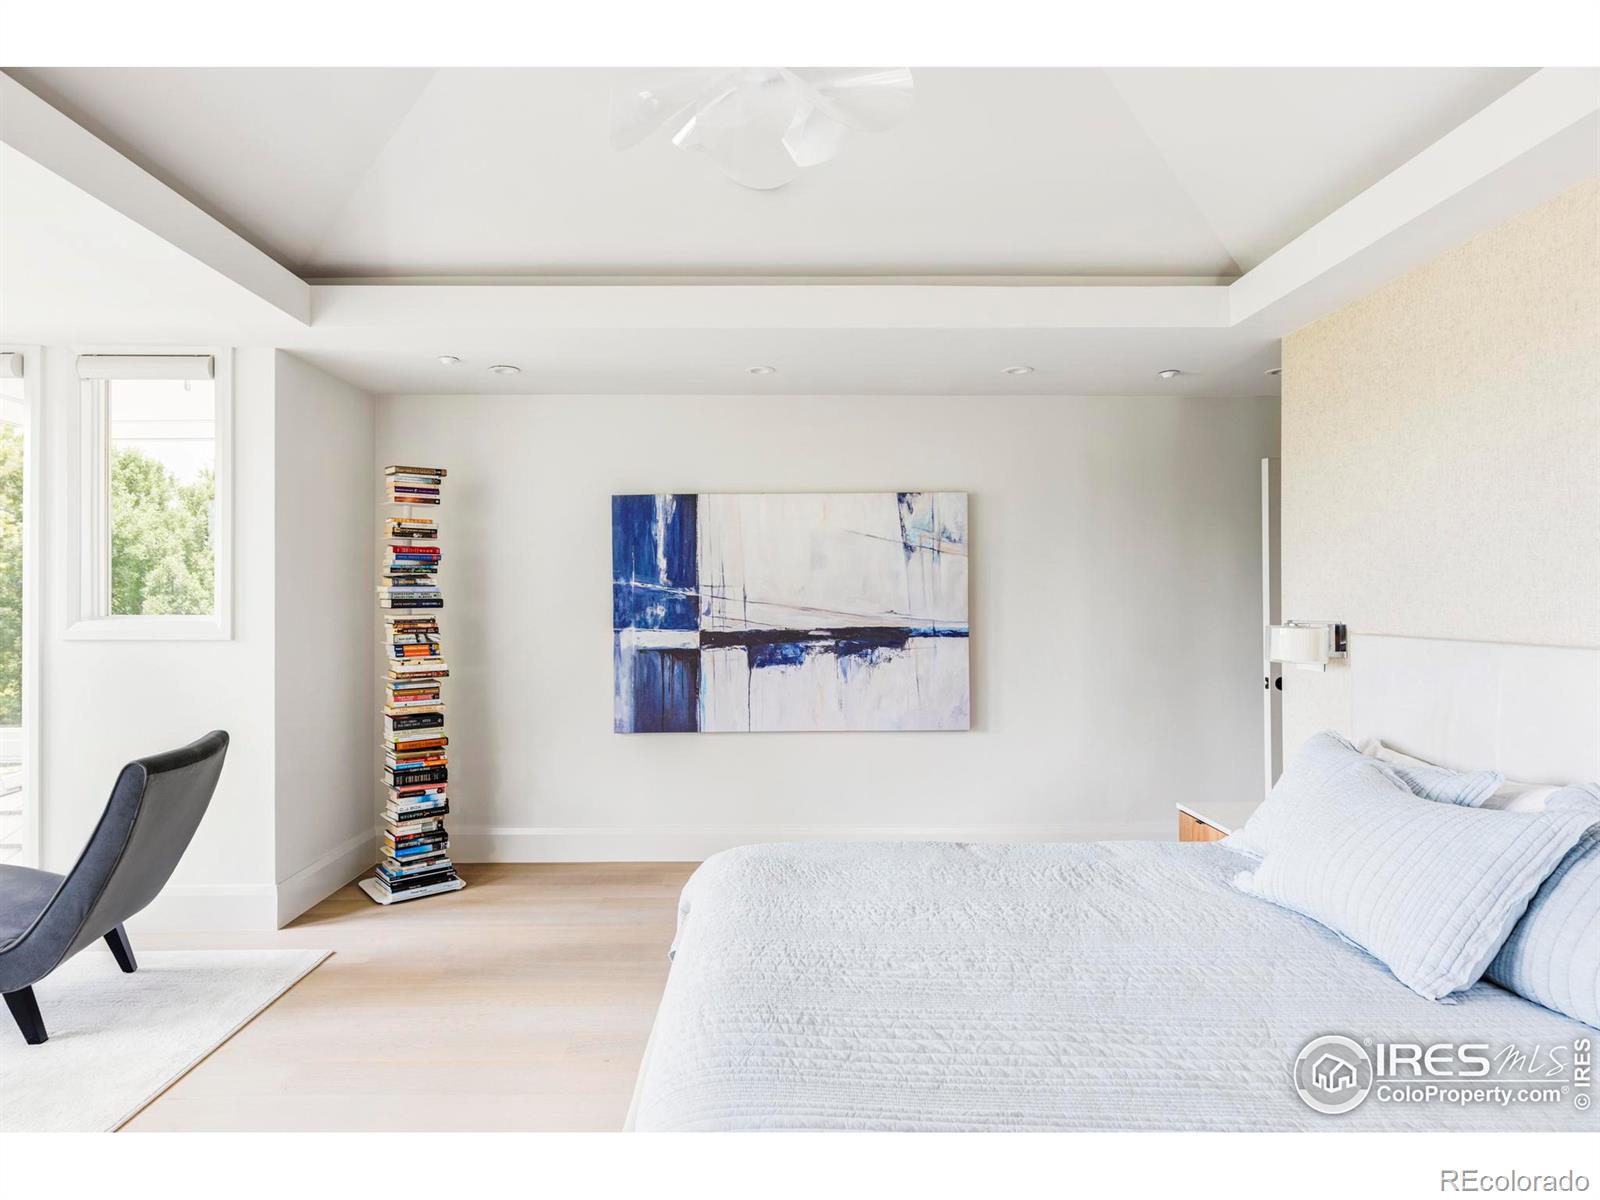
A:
[1261,456,1282,798]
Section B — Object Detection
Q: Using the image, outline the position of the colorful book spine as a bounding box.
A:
[361,466,465,907]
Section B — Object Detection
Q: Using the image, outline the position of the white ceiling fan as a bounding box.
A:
[611,68,916,190]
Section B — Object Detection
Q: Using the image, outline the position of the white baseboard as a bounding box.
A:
[452,822,1173,863]
[125,832,377,933]
[274,830,377,927]
[127,883,279,933]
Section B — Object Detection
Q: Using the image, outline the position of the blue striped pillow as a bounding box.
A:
[1363,740,1504,807]
[1387,761,1504,807]
[1232,765,1599,1000]
[1486,785,1600,1028]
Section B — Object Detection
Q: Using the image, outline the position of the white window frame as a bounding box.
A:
[0,344,42,866]
[65,346,233,641]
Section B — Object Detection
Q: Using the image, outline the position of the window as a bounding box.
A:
[0,348,38,866]
[108,378,217,616]
[70,351,232,640]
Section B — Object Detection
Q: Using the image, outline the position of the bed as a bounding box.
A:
[627,637,1600,1131]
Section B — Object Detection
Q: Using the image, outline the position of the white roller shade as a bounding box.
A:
[77,354,214,381]
[0,351,21,379]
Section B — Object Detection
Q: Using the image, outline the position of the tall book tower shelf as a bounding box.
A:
[358,465,466,905]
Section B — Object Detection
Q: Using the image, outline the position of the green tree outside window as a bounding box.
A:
[0,424,22,726]
[110,446,216,617]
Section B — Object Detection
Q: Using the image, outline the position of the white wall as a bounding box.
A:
[34,345,378,930]
[272,351,375,924]
[1281,181,1600,752]
[40,345,279,929]
[376,392,1279,859]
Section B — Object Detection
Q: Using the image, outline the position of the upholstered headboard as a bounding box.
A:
[1351,634,1600,784]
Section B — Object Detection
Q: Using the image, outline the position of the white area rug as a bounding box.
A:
[0,948,329,1132]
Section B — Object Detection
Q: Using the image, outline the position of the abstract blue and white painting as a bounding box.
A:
[613,492,969,732]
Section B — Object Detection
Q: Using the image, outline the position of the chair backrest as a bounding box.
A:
[35,732,229,969]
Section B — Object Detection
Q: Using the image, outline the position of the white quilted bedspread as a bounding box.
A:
[628,840,1596,1131]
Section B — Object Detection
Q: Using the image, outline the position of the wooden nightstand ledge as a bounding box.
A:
[1176,800,1259,843]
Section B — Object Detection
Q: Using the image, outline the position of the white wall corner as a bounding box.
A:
[274,830,377,927]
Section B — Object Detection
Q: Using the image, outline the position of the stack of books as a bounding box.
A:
[386,465,444,505]
[361,466,465,906]
[378,507,443,610]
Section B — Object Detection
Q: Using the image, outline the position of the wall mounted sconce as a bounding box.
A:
[1267,621,1348,672]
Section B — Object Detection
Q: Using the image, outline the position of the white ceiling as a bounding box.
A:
[4,67,1593,398]
[0,143,281,336]
[1101,68,1537,271]
[4,67,1533,279]
[291,328,1286,399]
[0,141,1279,395]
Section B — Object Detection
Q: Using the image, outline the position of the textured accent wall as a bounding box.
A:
[1281,180,1600,752]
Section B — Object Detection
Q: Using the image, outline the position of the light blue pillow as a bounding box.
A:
[1486,785,1600,1028]
[1385,760,1504,808]
[1227,732,1506,862]
[1226,731,1384,858]
[1231,765,1599,1000]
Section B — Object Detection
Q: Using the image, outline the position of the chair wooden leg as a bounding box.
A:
[104,924,137,973]
[4,986,46,1044]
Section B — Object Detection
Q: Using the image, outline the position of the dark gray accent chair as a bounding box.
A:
[0,731,229,1044]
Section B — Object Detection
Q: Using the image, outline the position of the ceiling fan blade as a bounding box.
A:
[611,67,912,188]
[785,67,915,133]
[783,105,850,168]
[689,110,805,188]
[610,69,730,150]
[670,73,807,189]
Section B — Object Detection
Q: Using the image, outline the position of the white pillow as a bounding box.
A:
[1232,767,1599,1000]
[1364,739,1559,812]
[1362,739,1441,771]
[1483,780,1564,813]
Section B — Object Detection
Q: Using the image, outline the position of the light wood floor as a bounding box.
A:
[123,862,698,1132]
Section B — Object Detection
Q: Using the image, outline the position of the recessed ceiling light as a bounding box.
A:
[487,364,521,376]
[748,366,777,376]
[1265,367,1283,377]
[1002,366,1034,376]
[1157,368,1182,380]
[438,355,460,366]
